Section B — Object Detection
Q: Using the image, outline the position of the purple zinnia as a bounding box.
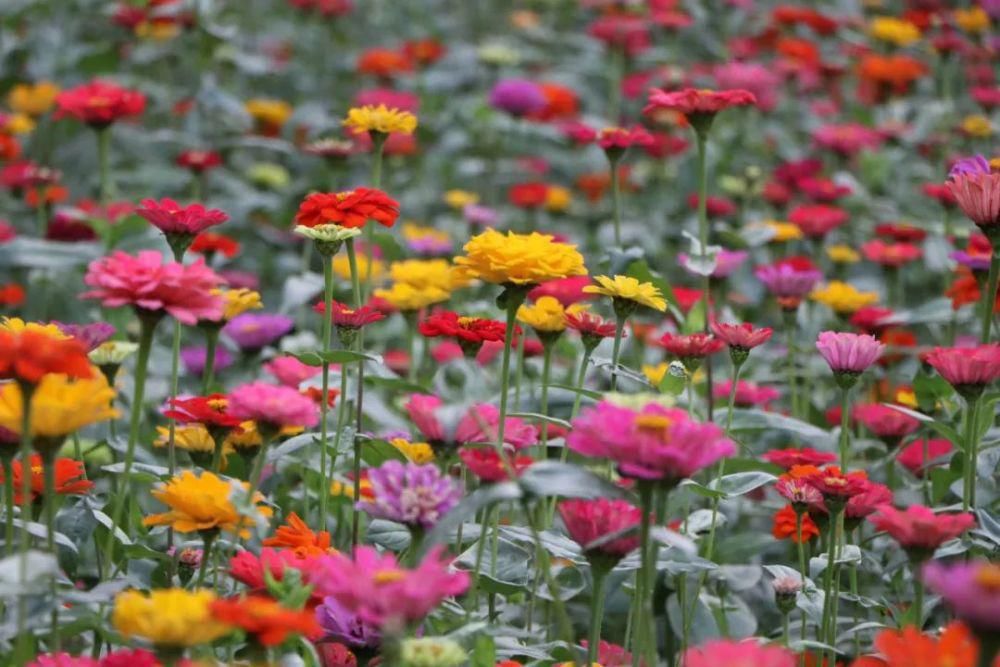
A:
[950,248,991,272]
[56,321,116,352]
[181,344,234,376]
[463,204,500,227]
[356,460,462,529]
[315,596,381,648]
[923,560,1000,632]
[222,312,295,352]
[948,154,991,179]
[488,79,546,117]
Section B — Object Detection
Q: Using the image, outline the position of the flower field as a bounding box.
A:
[0,0,999,666]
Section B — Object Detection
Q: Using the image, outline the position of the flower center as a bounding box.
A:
[635,414,671,436]
[373,569,406,585]
[974,564,1000,591]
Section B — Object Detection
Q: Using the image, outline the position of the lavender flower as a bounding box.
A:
[948,154,991,179]
[488,79,546,117]
[463,204,499,227]
[315,596,381,648]
[357,461,462,529]
[56,321,116,352]
[950,248,991,272]
[181,344,233,376]
[222,312,294,352]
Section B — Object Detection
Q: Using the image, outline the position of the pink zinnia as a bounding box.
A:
[812,122,883,156]
[643,88,757,119]
[713,62,781,112]
[527,276,593,307]
[54,79,146,128]
[852,404,920,442]
[923,345,1000,390]
[568,401,736,481]
[136,198,229,239]
[815,331,884,374]
[405,394,538,450]
[947,154,1000,232]
[264,356,321,388]
[774,476,823,507]
[228,381,320,430]
[710,322,773,351]
[82,250,224,325]
[788,203,848,238]
[597,125,655,154]
[713,379,779,407]
[755,258,823,309]
[869,504,975,553]
[559,498,642,558]
[308,546,469,630]
[680,249,748,278]
[764,448,837,470]
[658,333,725,362]
[897,438,953,477]
[923,559,1000,632]
[681,639,796,667]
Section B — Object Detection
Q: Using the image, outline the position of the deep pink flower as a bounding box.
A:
[869,504,975,553]
[710,322,773,351]
[852,404,920,442]
[861,239,922,267]
[560,121,597,145]
[812,123,883,156]
[764,448,837,470]
[816,331,884,374]
[788,203,848,238]
[923,560,1000,632]
[314,300,385,329]
[136,198,229,238]
[264,356,321,388]
[458,447,534,482]
[597,125,655,153]
[587,14,651,56]
[82,250,224,325]
[228,381,320,430]
[568,401,736,481]
[55,80,145,128]
[658,333,725,361]
[99,650,161,667]
[947,154,1000,231]
[27,654,99,667]
[923,345,1000,389]
[559,498,642,558]
[643,88,757,120]
[844,479,893,520]
[681,639,796,667]
[714,62,780,112]
[713,379,780,407]
[850,306,896,333]
[230,548,324,599]
[405,394,538,450]
[897,438,953,477]
[755,257,823,309]
[797,177,852,202]
[308,546,469,630]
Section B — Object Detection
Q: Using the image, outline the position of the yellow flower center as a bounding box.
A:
[373,569,406,584]
[635,414,672,435]
[207,398,228,412]
[974,564,1000,590]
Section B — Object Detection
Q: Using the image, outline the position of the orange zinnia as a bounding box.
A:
[210,595,322,647]
[0,329,93,385]
[0,454,93,504]
[855,622,982,667]
[772,504,820,543]
[262,511,335,557]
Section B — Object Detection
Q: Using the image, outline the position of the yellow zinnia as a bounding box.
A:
[517,296,569,332]
[642,363,669,386]
[869,17,922,46]
[390,438,434,464]
[811,281,879,315]
[3,113,34,135]
[0,373,117,441]
[215,288,263,321]
[443,190,479,209]
[113,588,232,647]
[374,282,450,311]
[7,81,60,117]
[0,317,66,339]
[343,105,418,136]
[954,7,989,33]
[390,258,470,293]
[154,425,218,454]
[961,115,993,138]
[545,186,572,213]
[401,222,451,248]
[143,470,273,537]
[333,253,385,282]
[454,229,587,286]
[583,275,667,312]
[762,221,803,243]
[245,99,293,129]
[826,245,860,264]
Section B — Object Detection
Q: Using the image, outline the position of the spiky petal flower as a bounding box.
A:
[356,460,462,529]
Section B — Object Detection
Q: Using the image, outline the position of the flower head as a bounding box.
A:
[314,301,385,330]
[0,454,92,504]
[143,470,273,537]
[681,639,795,667]
[228,381,320,431]
[112,588,232,647]
[405,394,538,450]
[458,447,534,482]
[210,595,322,646]
[816,331,884,376]
[8,81,59,117]
[56,322,115,352]
[710,321,773,357]
[811,281,879,315]
[83,250,224,325]
[755,257,823,309]
[924,560,1000,631]
[454,229,587,286]
[55,79,145,128]
[419,311,507,355]
[517,296,572,334]
[853,404,920,443]
[489,79,546,117]
[163,394,243,431]
[136,198,228,248]
[584,275,666,313]
[559,498,642,559]
[316,596,380,648]
[295,188,400,229]
[898,438,953,477]
[357,460,462,529]
[867,622,978,667]
[374,282,450,311]
[0,373,117,441]
[764,448,836,470]
[343,104,417,136]
[924,345,1000,392]
[222,313,294,352]
[0,328,93,385]
[658,333,725,366]
[948,154,1000,232]
[643,88,756,134]
[869,505,975,555]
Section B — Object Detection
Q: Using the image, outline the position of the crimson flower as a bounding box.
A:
[764,448,837,470]
[850,306,896,333]
[295,188,399,229]
[710,322,773,364]
[658,333,724,366]
[314,301,385,329]
[852,404,920,444]
[55,80,146,128]
[418,311,508,356]
[190,232,241,259]
[788,203,848,238]
[643,88,756,123]
[805,466,869,502]
[897,438,953,477]
[861,239,922,267]
[136,198,229,246]
[0,455,93,504]
[508,182,549,209]
[597,125,655,156]
[869,504,975,556]
[559,498,642,560]
[176,149,223,173]
[458,447,533,483]
[565,311,617,350]
[163,394,243,430]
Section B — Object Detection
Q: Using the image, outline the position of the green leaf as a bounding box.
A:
[360,438,409,466]
[658,361,687,396]
[470,635,497,667]
[548,382,602,401]
[518,461,629,500]
[367,519,412,551]
[507,412,572,430]
[708,471,777,498]
[291,350,381,366]
[729,409,836,449]
[682,299,706,334]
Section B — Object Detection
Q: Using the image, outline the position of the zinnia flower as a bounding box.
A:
[163,394,243,432]
[264,356,321,388]
[315,596,380,648]
[755,257,823,310]
[356,460,462,529]
[55,79,145,128]
[295,188,400,229]
[923,560,1000,632]
[136,198,229,252]
[112,588,232,647]
[0,373,117,444]
[897,438,953,477]
[143,470,273,537]
[488,79,546,117]
[811,281,879,315]
[658,333,725,367]
[210,595,322,646]
[0,328,93,385]
[643,88,756,133]
[868,504,975,556]
[83,250,224,325]
[458,447,534,482]
[924,345,1000,393]
[816,331,884,377]
[559,498,642,559]
[343,104,417,136]
[262,511,334,556]
[852,404,919,444]
[764,448,837,470]
[772,504,820,543]
[228,381,320,431]
[947,154,1000,235]
[710,321,772,364]
[404,394,538,451]
[418,311,508,355]
[681,639,796,667]
[865,622,979,667]
[0,454,93,504]
[583,275,666,313]
[454,229,587,286]
[222,313,294,352]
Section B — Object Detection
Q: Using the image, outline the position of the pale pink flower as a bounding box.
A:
[815,331,884,373]
[228,381,320,430]
[264,356,321,387]
[947,155,1000,232]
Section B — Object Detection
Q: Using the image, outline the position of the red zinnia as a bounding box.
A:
[566,311,617,339]
[772,504,820,543]
[643,88,757,121]
[459,447,534,483]
[210,595,322,646]
[163,394,243,430]
[710,322,773,351]
[508,182,549,209]
[657,333,725,360]
[0,283,25,308]
[764,448,837,470]
[295,188,400,229]
[897,438,953,477]
[0,454,94,504]
[190,232,241,259]
[806,466,869,500]
[136,198,229,238]
[861,240,922,268]
[0,330,93,385]
[176,149,223,173]
[923,345,1000,390]
[313,300,385,329]
[55,79,146,128]
[868,504,975,553]
[788,204,848,238]
[418,311,507,354]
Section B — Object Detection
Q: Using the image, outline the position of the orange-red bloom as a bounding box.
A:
[0,454,93,503]
[295,188,400,229]
[849,622,981,667]
[772,504,820,543]
[262,511,336,557]
[210,595,322,646]
[0,329,93,385]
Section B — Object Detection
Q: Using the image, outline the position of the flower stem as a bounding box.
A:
[610,156,623,246]
[784,310,798,419]
[795,511,807,585]
[104,316,157,566]
[362,135,386,301]
[2,456,14,556]
[838,387,851,470]
[913,573,924,630]
[345,238,366,547]
[166,319,182,478]
[981,247,1000,343]
[539,344,553,452]
[632,482,654,667]
[569,348,592,423]
[42,452,60,651]
[587,565,609,665]
[820,509,842,654]
[962,395,980,512]
[96,128,112,204]
[196,532,215,588]
[319,258,334,532]
[202,327,220,393]
[610,317,625,392]
[15,384,34,656]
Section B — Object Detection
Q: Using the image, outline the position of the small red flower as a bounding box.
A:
[0,454,94,504]
[176,149,223,173]
[313,300,385,329]
[789,203,848,238]
[295,188,400,229]
[163,394,244,430]
[508,182,549,209]
[658,333,725,360]
[459,447,533,483]
[764,448,837,470]
[55,79,146,128]
[861,240,922,268]
[565,311,617,339]
[643,88,757,119]
[136,198,229,238]
[190,232,241,259]
[772,504,820,543]
[418,311,508,354]
[710,322,773,351]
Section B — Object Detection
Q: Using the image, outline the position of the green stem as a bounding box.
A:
[15,384,34,656]
[2,457,14,556]
[406,312,418,383]
[245,433,273,505]
[104,315,157,566]
[43,453,59,651]
[202,327,220,393]
[632,483,654,667]
[196,532,215,588]
[469,505,493,611]
[587,566,609,665]
[351,434,362,549]
[96,128,112,204]
[345,238,365,547]
[981,246,1000,343]
[319,258,334,532]
[610,157,623,247]
[784,311,798,419]
[539,344,553,452]
[962,396,980,512]
[610,317,625,392]
[820,509,842,655]
[569,348,592,423]
[362,135,386,301]
[782,612,790,647]
[166,319,182,478]
[795,511,807,585]
[838,387,851,470]
[521,500,573,644]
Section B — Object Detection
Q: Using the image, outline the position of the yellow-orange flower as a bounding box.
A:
[113,588,232,647]
[390,438,435,464]
[374,282,450,311]
[7,81,60,117]
[143,470,273,538]
[333,252,385,282]
[454,229,587,286]
[545,186,572,213]
[954,7,990,33]
[343,104,417,136]
[0,373,117,440]
[826,244,861,264]
[0,317,66,339]
[584,275,667,311]
[3,114,34,135]
[869,17,921,46]
[245,99,293,129]
[443,190,479,209]
[214,288,263,321]
[390,258,470,293]
[517,296,572,332]
[762,221,803,243]
[961,115,993,138]
[811,281,879,315]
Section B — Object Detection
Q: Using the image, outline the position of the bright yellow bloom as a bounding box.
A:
[961,115,993,138]
[954,7,990,33]
[214,288,263,321]
[7,81,59,117]
[333,253,385,282]
[443,190,479,209]
[390,438,435,464]
[455,229,587,286]
[0,318,67,339]
[3,113,34,135]
[811,281,879,315]
[896,388,918,409]
[113,588,232,647]
[0,373,117,439]
[584,275,667,312]
[244,99,293,129]
[762,221,803,242]
[390,258,470,293]
[343,105,417,136]
[331,476,372,499]
[374,283,450,311]
[642,363,669,386]
[143,470,273,537]
[135,20,181,41]
[517,296,568,332]
[991,158,1000,172]
[155,425,218,454]
[869,17,922,46]
[545,186,572,213]
[826,245,861,264]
